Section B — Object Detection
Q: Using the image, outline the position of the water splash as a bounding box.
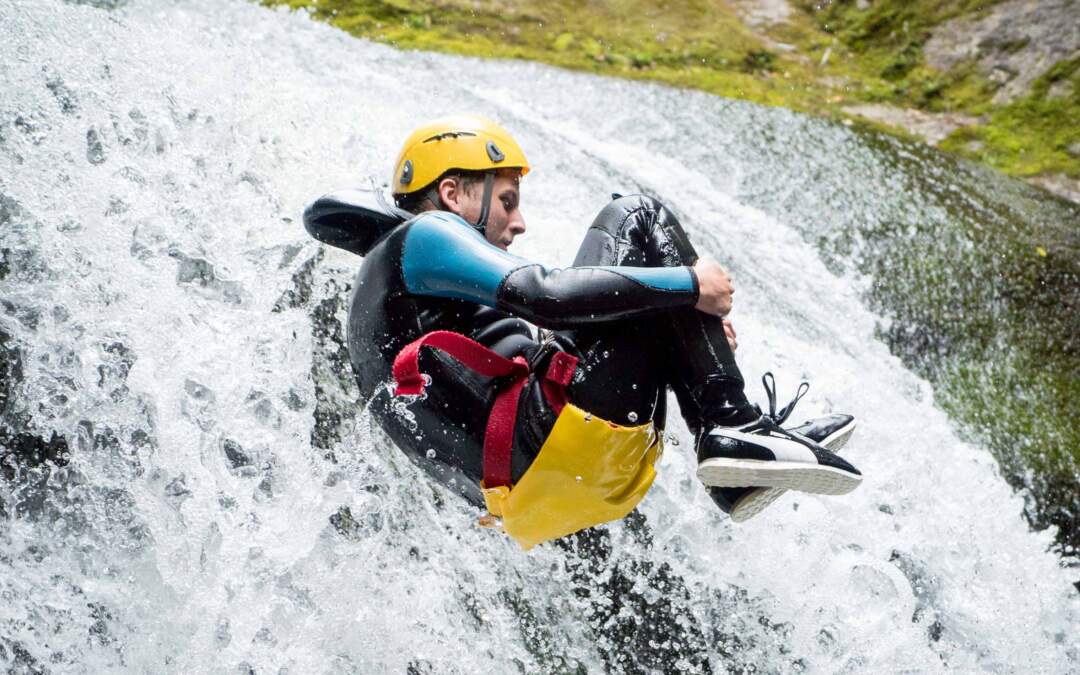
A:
[0,0,1076,672]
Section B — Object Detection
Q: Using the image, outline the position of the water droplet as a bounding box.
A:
[575,475,583,482]
[426,448,437,459]
[627,411,639,423]
[631,383,638,390]
[602,351,609,359]
[583,413,592,422]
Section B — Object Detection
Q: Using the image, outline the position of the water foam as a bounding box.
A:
[0,1,1076,671]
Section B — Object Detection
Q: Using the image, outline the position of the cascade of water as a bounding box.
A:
[0,1,1076,672]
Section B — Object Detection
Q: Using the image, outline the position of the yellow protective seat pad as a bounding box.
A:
[482,403,662,550]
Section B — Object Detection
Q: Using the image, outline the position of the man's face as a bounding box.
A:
[439,171,526,250]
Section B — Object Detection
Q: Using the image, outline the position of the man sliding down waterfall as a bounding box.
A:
[306,115,862,549]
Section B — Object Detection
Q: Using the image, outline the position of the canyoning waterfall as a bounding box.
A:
[1,0,1077,672]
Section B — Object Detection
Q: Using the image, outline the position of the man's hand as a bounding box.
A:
[693,258,734,317]
[723,319,737,352]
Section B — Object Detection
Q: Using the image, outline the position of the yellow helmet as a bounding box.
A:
[391,115,529,196]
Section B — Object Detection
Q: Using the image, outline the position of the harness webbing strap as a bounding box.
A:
[391,330,578,490]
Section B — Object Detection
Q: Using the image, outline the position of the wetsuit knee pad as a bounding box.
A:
[575,194,697,268]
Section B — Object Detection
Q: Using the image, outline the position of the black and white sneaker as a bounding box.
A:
[696,374,862,499]
[716,413,856,522]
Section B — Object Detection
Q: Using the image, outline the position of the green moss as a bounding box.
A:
[796,0,1078,180]
[942,59,1080,177]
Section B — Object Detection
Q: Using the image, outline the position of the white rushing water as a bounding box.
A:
[0,1,1077,672]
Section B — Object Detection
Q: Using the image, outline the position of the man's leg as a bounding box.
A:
[565,196,861,508]
[565,195,755,428]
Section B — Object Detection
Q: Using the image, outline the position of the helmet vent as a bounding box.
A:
[486,140,505,163]
[400,159,413,185]
[423,131,477,143]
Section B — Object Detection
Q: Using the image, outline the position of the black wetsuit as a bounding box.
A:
[346,195,745,506]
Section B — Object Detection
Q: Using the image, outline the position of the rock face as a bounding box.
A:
[923,0,1080,104]
[1029,173,1080,203]
[730,0,792,27]
[844,104,983,145]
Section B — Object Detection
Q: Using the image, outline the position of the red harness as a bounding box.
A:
[392,330,578,489]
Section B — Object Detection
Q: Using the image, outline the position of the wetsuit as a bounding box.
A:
[347,195,745,506]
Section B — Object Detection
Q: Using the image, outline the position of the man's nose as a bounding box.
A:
[509,211,526,235]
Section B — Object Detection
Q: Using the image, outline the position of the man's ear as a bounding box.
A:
[437,177,462,215]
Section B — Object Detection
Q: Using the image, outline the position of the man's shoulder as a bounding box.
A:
[407,210,473,234]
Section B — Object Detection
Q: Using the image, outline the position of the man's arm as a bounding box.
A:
[400,212,700,328]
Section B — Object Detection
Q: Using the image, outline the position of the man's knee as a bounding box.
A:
[587,194,696,266]
[587,194,669,241]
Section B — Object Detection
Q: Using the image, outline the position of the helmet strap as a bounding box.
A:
[473,171,496,235]
[423,184,444,212]
[423,171,496,236]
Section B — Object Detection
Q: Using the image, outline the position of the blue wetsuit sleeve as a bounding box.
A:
[401,212,699,328]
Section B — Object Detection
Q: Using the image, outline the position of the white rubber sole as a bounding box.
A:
[697,457,862,495]
[728,422,857,522]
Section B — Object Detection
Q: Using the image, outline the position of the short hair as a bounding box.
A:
[394,169,486,213]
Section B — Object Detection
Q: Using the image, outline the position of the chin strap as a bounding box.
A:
[423,171,497,235]
[473,171,495,234]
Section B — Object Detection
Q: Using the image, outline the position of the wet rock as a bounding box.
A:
[0,192,20,227]
[254,473,274,501]
[14,114,47,145]
[1028,173,1080,205]
[169,250,244,304]
[45,73,78,114]
[221,438,251,470]
[86,127,107,165]
[165,474,191,499]
[0,328,21,418]
[66,0,130,7]
[214,616,231,648]
[0,297,32,330]
[329,505,362,540]
[113,109,149,147]
[0,640,44,673]
[924,0,1080,103]
[174,254,216,285]
[283,389,304,411]
[130,220,169,260]
[0,430,70,480]
[889,549,946,641]
[182,379,216,431]
[253,398,281,430]
[88,602,115,647]
[184,379,214,402]
[104,196,129,217]
[843,104,983,146]
[97,340,135,401]
[252,627,276,646]
[273,250,320,313]
[308,287,356,453]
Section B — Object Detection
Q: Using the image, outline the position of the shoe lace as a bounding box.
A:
[761,372,809,425]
